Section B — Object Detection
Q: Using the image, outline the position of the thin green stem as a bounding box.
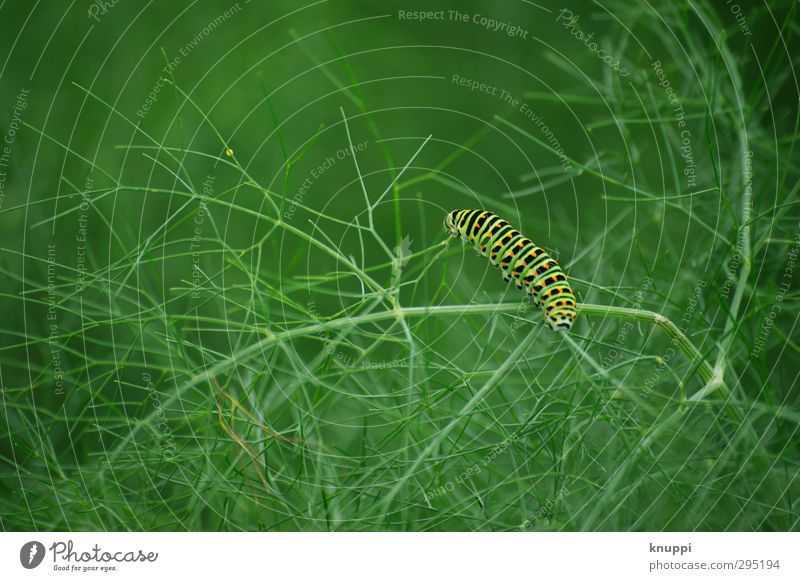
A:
[109,304,716,471]
[180,302,714,395]
[576,304,715,383]
[693,2,751,398]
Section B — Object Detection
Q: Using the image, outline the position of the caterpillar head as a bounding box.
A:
[444,210,459,238]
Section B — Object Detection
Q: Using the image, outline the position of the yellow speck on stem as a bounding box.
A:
[225,148,234,157]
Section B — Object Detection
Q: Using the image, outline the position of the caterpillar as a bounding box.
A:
[445,209,577,331]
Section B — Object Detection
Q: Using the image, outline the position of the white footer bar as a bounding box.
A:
[1,532,796,580]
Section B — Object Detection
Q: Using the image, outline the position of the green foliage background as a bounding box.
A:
[0,0,798,531]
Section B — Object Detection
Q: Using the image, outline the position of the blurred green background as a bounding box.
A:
[1,0,799,531]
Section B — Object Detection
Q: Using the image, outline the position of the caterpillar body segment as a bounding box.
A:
[445,209,577,331]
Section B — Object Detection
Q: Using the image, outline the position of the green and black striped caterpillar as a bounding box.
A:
[445,209,577,331]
